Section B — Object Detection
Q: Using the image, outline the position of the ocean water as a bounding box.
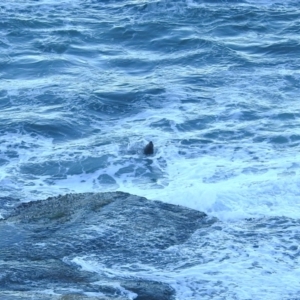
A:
[1,0,300,298]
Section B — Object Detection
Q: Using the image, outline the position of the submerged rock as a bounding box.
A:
[0,192,214,299]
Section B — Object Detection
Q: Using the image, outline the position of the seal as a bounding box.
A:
[143,141,154,155]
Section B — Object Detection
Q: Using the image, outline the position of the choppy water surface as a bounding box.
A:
[1,0,300,298]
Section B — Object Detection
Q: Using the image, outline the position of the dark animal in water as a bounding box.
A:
[143,141,154,155]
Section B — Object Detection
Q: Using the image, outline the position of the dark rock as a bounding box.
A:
[121,280,175,300]
[0,192,213,299]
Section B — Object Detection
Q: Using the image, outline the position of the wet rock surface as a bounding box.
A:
[0,192,213,299]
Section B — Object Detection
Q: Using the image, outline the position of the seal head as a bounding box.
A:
[143,141,154,155]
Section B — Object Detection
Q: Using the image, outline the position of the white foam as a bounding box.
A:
[116,155,300,221]
[71,237,300,300]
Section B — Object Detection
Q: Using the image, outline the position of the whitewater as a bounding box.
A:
[1,0,300,299]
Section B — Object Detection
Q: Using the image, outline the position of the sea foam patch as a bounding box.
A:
[70,216,300,300]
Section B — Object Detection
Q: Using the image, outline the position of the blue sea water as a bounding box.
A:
[1,0,300,298]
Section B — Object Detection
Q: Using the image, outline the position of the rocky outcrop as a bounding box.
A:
[0,192,214,299]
